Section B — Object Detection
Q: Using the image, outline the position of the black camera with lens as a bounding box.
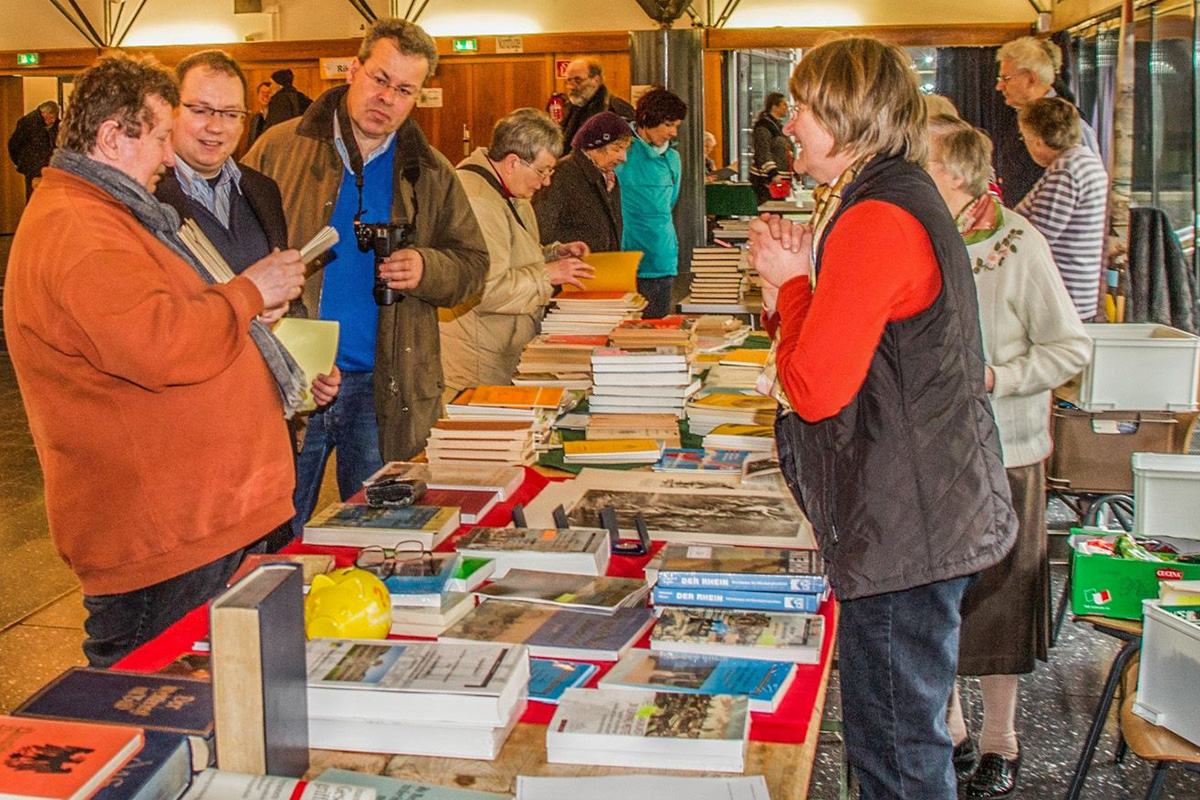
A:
[354,221,415,306]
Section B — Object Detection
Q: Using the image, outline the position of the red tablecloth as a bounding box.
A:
[115,467,837,745]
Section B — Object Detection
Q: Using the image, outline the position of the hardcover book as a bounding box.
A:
[0,715,143,800]
[92,730,191,800]
[599,650,797,712]
[302,503,460,550]
[546,689,749,772]
[650,585,825,613]
[650,607,825,664]
[439,600,655,660]
[210,563,308,778]
[653,544,826,593]
[305,640,529,726]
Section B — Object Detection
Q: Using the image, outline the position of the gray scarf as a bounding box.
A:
[51,149,306,419]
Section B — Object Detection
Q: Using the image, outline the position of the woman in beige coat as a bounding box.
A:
[440,109,593,391]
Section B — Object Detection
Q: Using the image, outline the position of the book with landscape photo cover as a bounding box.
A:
[650,606,825,663]
[528,660,598,704]
[653,544,826,593]
[454,526,609,577]
[302,503,460,549]
[474,570,649,612]
[439,600,655,660]
[0,715,143,800]
[599,650,796,712]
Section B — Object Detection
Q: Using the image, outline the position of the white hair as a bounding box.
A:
[997,37,1062,86]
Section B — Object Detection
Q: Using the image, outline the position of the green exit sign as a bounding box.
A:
[17,53,39,66]
[452,38,478,52]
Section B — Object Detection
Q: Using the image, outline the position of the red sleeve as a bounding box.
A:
[775,201,942,422]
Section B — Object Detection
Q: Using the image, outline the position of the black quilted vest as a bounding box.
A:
[775,154,1017,601]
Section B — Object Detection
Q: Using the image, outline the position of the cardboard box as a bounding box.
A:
[1070,532,1200,620]
[1048,408,1179,493]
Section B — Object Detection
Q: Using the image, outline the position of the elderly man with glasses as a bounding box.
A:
[993,37,1099,202]
[244,18,488,543]
[559,57,635,156]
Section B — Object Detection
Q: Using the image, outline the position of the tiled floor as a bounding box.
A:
[1,232,1198,798]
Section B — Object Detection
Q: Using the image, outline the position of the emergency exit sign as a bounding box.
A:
[17,53,39,66]
[452,38,478,52]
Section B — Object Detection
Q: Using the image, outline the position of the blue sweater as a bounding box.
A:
[616,133,681,278]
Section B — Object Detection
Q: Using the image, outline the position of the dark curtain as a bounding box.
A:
[1127,208,1199,333]
[936,46,1036,204]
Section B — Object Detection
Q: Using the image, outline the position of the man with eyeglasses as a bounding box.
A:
[559,58,634,156]
[244,18,487,540]
[993,37,1099,203]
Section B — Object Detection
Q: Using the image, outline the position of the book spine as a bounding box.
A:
[655,571,826,594]
[651,586,823,613]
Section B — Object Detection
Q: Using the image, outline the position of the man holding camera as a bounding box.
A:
[244,18,487,533]
[4,54,305,665]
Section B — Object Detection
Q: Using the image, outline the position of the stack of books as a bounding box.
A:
[442,385,570,461]
[688,247,745,304]
[711,218,750,241]
[305,640,529,759]
[455,525,611,577]
[650,606,825,664]
[514,333,607,389]
[590,348,698,418]
[703,422,776,452]
[585,412,682,448]
[546,688,749,772]
[426,419,540,467]
[685,392,778,435]
[646,544,827,614]
[365,461,524,501]
[562,438,664,465]
[693,315,751,352]
[541,292,645,336]
[599,649,797,713]
[608,316,696,349]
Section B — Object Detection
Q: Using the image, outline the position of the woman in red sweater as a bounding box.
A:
[749,38,1016,800]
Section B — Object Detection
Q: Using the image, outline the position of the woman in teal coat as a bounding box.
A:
[616,87,688,318]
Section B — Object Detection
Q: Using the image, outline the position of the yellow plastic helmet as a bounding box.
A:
[304,567,392,639]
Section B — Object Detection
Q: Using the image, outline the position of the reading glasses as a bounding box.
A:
[355,539,434,578]
[181,102,248,123]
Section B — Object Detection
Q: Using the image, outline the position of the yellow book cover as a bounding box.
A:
[719,348,770,367]
[709,423,776,437]
[562,251,642,293]
[691,393,778,411]
[272,318,339,412]
[563,438,660,456]
[469,385,565,409]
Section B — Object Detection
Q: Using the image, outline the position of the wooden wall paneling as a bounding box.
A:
[412,60,474,164]
[1,76,26,235]
[706,23,1033,50]
[703,49,724,168]
[469,57,554,151]
[551,52,633,107]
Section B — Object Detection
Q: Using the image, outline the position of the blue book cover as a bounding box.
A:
[441,601,655,660]
[14,667,214,736]
[600,651,795,711]
[653,448,751,472]
[656,570,826,594]
[526,606,656,657]
[652,585,825,613]
[528,659,598,703]
[93,730,192,800]
[654,545,826,593]
[383,552,458,595]
[317,768,510,798]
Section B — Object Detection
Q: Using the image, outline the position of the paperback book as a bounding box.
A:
[516,774,771,800]
[389,593,475,638]
[650,606,825,664]
[652,544,826,593]
[439,600,655,660]
[301,503,460,550]
[599,650,797,712]
[651,585,825,613]
[365,462,524,501]
[528,660,598,704]
[454,526,610,577]
[474,570,649,613]
[92,730,192,800]
[181,769,376,800]
[317,769,511,799]
[0,715,143,800]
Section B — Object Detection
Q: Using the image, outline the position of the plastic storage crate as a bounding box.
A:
[1078,324,1200,412]
[1133,600,1200,747]
[1132,453,1200,541]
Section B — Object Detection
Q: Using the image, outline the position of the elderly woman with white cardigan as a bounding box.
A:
[926,115,1091,799]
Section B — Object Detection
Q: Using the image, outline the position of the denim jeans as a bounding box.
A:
[290,369,384,538]
[637,276,676,319]
[81,531,278,667]
[838,575,972,800]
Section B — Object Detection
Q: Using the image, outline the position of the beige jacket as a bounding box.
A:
[244,86,488,461]
[439,148,555,391]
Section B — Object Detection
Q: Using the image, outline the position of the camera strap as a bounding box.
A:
[336,96,421,228]
[458,163,527,231]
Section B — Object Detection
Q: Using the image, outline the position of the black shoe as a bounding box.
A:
[966,750,1021,798]
[953,737,980,782]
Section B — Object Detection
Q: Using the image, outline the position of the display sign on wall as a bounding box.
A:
[555,59,571,78]
[17,53,39,66]
[496,36,524,54]
[418,87,444,108]
[452,39,478,52]
[320,57,354,80]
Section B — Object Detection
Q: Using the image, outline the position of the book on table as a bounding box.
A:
[209,563,308,778]
[561,438,663,465]
[454,526,610,577]
[381,552,459,608]
[439,600,655,661]
[473,570,649,613]
[650,606,825,664]
[545,688,749,772]
[446,558,495,593]
[528,660,598,704]
[0,715,143,800]
[180,769,376,800]
[13,669,214,771]
[516,774,771,800]
[651,544,826,593]
[306,712,520,761]
[317,769,510,799]
[301,503,460,550]
[365,462,523,501]
[389,592,475,637]
[305,639,529,727]
[651,584,827,613]
[652,448,751,472]
[225,553,334,589]
[419,488,499,525]
[599,649,797,713]
[91,730,192,800]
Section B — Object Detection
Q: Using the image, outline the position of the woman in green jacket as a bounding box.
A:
[616,87,688,318]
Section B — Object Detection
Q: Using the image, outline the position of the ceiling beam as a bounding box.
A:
[41,0,103,47]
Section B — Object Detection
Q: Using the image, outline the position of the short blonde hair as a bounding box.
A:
[923,94,959,120]
[789,37,927,165]
[931,123,994,198]
[997,37,1062,87]
[1019,97,1082,151]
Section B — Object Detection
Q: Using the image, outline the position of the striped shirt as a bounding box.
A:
[1015,146,1108,319]
[174,157,241,229]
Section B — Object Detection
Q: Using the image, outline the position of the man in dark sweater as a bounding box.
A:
[7,101,59,200]
[559,58,634,155]
[159,50,340,550]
